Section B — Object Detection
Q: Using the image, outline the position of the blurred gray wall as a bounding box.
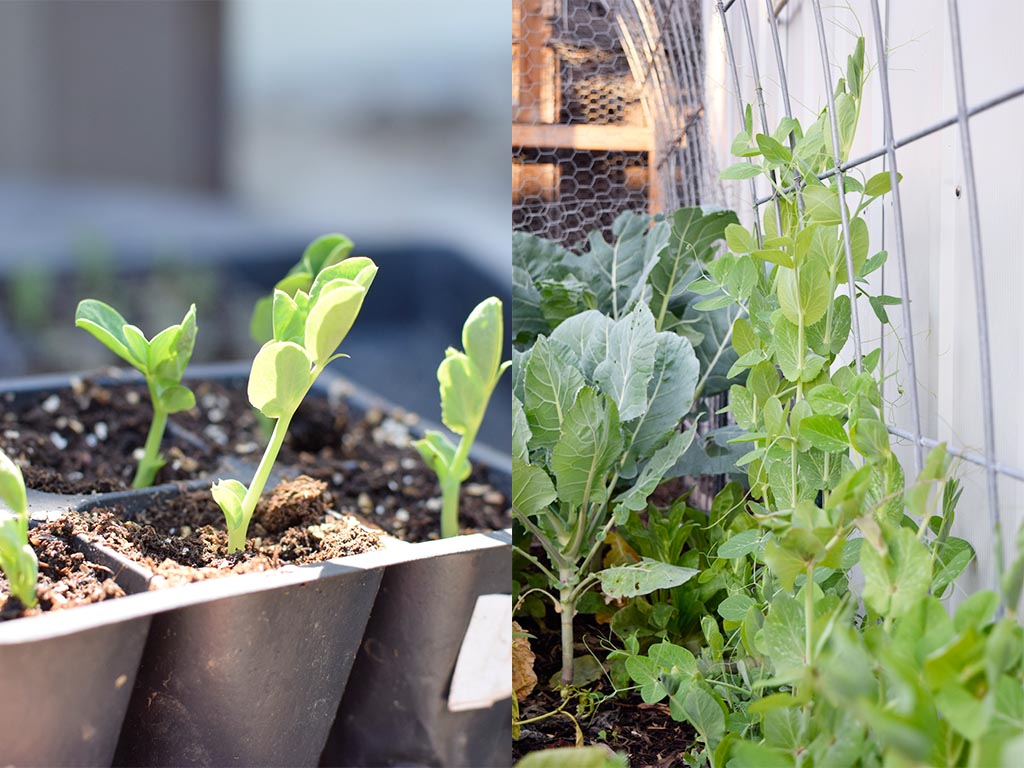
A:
[0,0,222,190]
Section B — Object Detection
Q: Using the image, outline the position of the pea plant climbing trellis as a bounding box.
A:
[706,0,1024,598]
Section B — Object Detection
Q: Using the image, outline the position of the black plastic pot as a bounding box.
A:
[0,530,151,768]
[1,365,511,767]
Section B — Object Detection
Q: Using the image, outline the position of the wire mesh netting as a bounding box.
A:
[512,0,721,247]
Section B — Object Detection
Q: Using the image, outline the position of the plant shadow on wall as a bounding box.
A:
[511,37,1024,768]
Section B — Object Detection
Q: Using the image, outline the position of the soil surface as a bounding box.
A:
[68,476,383,587]
[0,378,216,494]
[0,377,510,541]
[0,518,126,621]
[513,614,697,767]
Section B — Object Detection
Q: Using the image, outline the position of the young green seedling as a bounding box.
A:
[214,246,377,552]
[414,298,510,539]
[75,301,198,488]
[0,449,38,608]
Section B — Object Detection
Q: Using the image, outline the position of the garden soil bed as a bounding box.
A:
[0,517,126,620]
[513,614,697,768]
[66,476,383,586]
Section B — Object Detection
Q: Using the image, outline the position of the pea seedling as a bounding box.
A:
[0,449,37,608]
[214,243,377,552]
[415,298,510,539]
[75,301,198,488]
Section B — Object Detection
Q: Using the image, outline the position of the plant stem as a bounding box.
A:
[133,406,168,489]
[805,564,815,668]
[559,576,577,689]
[227,411,293,552]
[441,429,475,539]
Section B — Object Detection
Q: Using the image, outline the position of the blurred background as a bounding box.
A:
[0,0,510,449]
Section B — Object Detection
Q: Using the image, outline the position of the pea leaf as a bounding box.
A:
[304,280,367,365]
[247,340,312,419]
[599,558,699,600]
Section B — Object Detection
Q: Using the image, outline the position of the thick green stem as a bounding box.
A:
[133,406,168,489]
[559,576,577,689]
[226,412,293,553]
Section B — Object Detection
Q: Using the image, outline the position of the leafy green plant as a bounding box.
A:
[213,240,376,552]
[75,300,198,488]
[513,207,741,398]
[414,298,510,538]
[513,303,702,687]
[0,449,37,608]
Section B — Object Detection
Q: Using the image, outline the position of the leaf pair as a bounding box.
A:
[0,449,37,608]
[248,255,376,420]
[76,300,198,415]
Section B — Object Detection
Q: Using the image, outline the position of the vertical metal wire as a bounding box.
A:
[736,0,783,228]
[716,0,764,246]
[810,0,864,371]
[867,0,924,474]
[762,0,804,218]
[946,0,1003,583]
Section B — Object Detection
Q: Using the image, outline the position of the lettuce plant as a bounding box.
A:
[513,303,702,687]
[214,243,376,552]
[414,297,510,539]
[75,301,198,488]
[0,449,37,608]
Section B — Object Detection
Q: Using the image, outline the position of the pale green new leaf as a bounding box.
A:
[248,340,313,419]
[211,478,248,529]
[75,299,142,368]
[304,280,367,365]
[860,523,932,618]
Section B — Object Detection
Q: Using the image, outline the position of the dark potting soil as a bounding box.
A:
[68,476,382,587]
[513,613,697,768]
[0,377,510,542]
[182,379,510,541]
[0,378,217,494]
[0,518,126,621]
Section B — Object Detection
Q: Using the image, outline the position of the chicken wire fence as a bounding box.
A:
[512,0,722,247]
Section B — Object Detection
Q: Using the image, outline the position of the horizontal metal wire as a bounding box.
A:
[888,425,1024,484]
[752,81,1024,206]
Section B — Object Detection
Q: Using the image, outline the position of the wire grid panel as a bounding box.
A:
[513,0,721,247]
[704,0,1024,597]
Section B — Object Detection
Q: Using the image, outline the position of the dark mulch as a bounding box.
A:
[514,614,697,767]
[67,476,383,587]
[0,518,125,621]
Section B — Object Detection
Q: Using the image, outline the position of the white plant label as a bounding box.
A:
[447,593,513,712]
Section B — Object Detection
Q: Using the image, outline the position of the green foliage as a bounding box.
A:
[414,298,510,538]
[215,236,376,552]
[514,746,628,768]
[513,302,701,686]
[75,300,198,488]
[0,449,37,608]
[513,207,741,396]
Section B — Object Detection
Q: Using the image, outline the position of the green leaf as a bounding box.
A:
[301,233,354,275]
[860,523,932,618]
[721,162,763,180]
[0,450,28,518]
[247,341,313,419]
[211,479,248,529]
[931,537,974,596]
[523,336,586,451]
[612,429,696,519]
[864,171,900,198]
[807,384,847,416]
[799,414,849,453]
[718,530,762,559]
[462,297,505,383]
[718,594,756,622]
[514,746,626,768]
[304,280,367,365]
[681,687,726,747]
[414,429,468,485]
[310,257,377,301]
[773,317,802,382]
[776,261,830,326]
[802,185,842,224]
[753,249,793,268]
[953,590,999,632]
[725,223,756,254]
[756,134,792,167]
[755,594,806,681]
[511,456,557,519]
[149,304,198,383]
[122,324,150,365]
[594,304,657,422]
[599,558,698,600]
[850,417,890,458]
[272,290,304,343]
[727,741,795,768]
[75,299,142,368]
[551,388,623,508]
[155,384,196,415]
[625,641,697,703]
